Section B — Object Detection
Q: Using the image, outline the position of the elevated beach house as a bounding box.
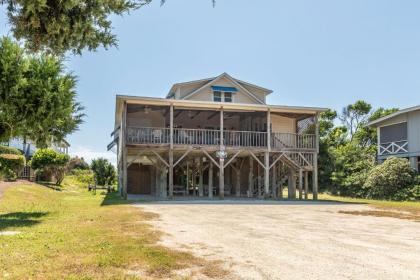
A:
[366,105,420,172]
[108,73,327,199]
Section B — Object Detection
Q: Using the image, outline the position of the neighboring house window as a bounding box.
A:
[213,91,222,102]
[380,122,407,143]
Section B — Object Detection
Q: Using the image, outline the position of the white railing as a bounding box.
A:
[127,127,170,144]
[224,130,267,147]
[126,127,316,150]
[272,133,316,149]
[379,140,408,155]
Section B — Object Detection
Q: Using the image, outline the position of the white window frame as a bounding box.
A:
[213,90,234,103]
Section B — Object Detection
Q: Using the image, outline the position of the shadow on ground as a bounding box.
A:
[100,191,135,206]
[0,211,49,231]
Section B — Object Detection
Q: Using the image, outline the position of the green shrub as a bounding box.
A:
[30,149,70,185]
[91,158,116,186]
[0,145,22,155]
[71,169,95,185]
[364,157,416,200]
[0,153,25,181]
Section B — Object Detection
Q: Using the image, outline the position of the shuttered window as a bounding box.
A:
[380,122,407,143]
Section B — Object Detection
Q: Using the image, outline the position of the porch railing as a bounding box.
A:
[126,126,316,150]
[379,140,408,155]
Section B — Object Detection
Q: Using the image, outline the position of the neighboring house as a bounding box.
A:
[108,73,327,199]
[2,138,70,158]
[366,105,420,172]
[1,138,70,180]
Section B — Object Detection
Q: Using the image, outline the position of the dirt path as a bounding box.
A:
[136,201,420,280]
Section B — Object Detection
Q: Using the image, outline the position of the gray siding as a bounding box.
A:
[408,110,420,154]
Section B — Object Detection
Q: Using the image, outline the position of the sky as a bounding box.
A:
[1,0,420,164]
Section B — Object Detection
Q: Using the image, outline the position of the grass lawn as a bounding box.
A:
[318,193,420,222]
[0,178,218,279]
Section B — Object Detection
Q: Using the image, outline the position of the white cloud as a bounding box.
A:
[69,146,117,166]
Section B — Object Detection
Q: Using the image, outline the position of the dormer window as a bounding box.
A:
[213,91,222,102]
[211,86,237,103]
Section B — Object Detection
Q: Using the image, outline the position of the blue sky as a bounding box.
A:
[2,0,420,164]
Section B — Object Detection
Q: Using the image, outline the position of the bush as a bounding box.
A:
[0,145,22,155]
[67,156,90,171]
[30,149,70,185]
[71,169,95,185]
[0,153,25,181]
[364,157,416,200]
[91,158,116,186]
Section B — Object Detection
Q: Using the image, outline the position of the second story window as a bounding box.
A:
[211,86,237,102]
[213,91,222,102]
[224,92,232,102]
[213,90,233,102]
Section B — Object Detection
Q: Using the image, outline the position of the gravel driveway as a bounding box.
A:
[136,200,420,280]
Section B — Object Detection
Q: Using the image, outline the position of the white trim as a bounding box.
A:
[378,120,407,129]
[366,105,420,127]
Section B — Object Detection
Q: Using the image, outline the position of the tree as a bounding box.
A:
[0,37,85,147]
[67,156,90,171]
[1,0,150,55]
[91,158,116,186]
[30,149,70,185]
[354,107,398,147]
[339,100,372,140]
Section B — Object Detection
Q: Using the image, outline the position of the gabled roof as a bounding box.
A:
[166,72,273,102]
[366,105,420,127]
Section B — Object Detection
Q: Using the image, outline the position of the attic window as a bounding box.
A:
[211,86,237,102]
[213,91,222,102]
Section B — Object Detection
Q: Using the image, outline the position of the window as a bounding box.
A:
[213,91,222,102]
[213,91,233,102]
[380,122,407,143]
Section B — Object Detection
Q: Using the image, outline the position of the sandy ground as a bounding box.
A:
[136,200,420,280]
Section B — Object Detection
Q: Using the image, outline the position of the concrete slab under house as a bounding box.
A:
[108,73,327,200]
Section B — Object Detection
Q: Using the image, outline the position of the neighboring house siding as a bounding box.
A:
[408,110,420,154]
[378,114,407,127]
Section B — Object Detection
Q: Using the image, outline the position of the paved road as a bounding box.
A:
[136,201,420,280]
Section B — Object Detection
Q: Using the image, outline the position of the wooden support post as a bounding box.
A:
[257,161,262,197]
[199,156,203,197]
[122,146,127,199]
[313,153,318,200]
[168,104,174,198]
[219,107,224,199]
[192,160,196,196]
[288,169,296,199]
[264,152,270,198]
[304,171,309,200]
[248,156,253,197]
[298,169,303,200]
[122,101,128,199]
[278,162,283,199]
[267,109,271,151]
[272,161,277,198]
[209,161,213,198]
[186,160,189,196]
[235,160,241,197]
